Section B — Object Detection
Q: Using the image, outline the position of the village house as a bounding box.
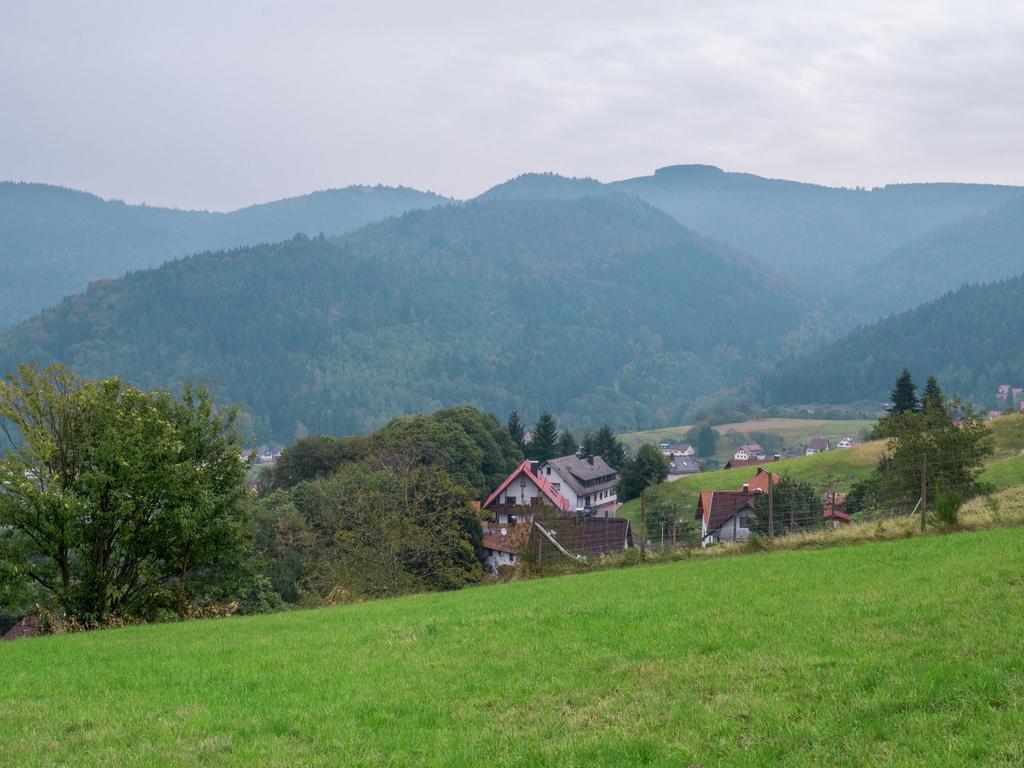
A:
[481,525,526,575]
[732,443,767,461]
[536,454,619,517]
[823,491,851,528]
[696,490,758,546]
[805,437,830,456]
[836,436,857,449]
[482,460,570,524]
[667,455,701,480]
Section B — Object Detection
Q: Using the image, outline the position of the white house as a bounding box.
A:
[660,442,694,457]
[536,454,619,517]
[733,443,766,461]
[836,436,857,449]
[481,526,522,575]
[482,460,571,524]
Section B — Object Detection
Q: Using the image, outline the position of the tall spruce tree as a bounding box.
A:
[527,412,558,462]
[694,424,718,458]
[506,410,525,447]
[588,424,626,470]
[888,369,920,414]
[557,429,578,457]
[921,375,946,415]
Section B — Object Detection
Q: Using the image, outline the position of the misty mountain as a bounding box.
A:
[0,195,810,443]
[760,275,1024,407]
[0,181,450,328]
[847,193,1024,316]
[610,164,1021,301]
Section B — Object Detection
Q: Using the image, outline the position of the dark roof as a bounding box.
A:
[541,454,617,496]
[809,438,830,450]
[2,615,40,641]
[541,517,633,557]
[668,456,700,474]
[724,458,763,469]
[697,490,758,533]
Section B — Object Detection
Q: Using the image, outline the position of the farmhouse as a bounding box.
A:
[482,460,570,524]
[660,441,694,457]
[805,437,830,455]
[836,436,857,449]
[733,443,766,461]
[696,490,758,546]
[536,454,619,517]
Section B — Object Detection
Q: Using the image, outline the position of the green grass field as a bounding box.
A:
[3,527,1024,766]
[618,418,876,462]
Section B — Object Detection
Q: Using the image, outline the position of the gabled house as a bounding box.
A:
[482,460,570,524]
[481,525,527,575]
[536,454,619,517]
[805,437,830,455]
[696,490,758,546]
[733,443,766,461]
[836,436,856,449]
[667,455,701,480]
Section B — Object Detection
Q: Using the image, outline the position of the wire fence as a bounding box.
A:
[636,449,1006,553]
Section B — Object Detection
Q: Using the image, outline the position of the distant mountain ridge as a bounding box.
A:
[0,181,451,328]
[761,275,1024,407]
[0,195,810,443]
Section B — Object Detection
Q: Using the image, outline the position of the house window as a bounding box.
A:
[506,496,516,505]
[546,467,551,475]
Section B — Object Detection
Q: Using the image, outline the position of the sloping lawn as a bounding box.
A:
[2,527,1024,766]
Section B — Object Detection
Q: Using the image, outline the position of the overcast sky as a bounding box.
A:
[2,1,1022,211]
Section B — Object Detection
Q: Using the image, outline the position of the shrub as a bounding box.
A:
[933,492,963,528]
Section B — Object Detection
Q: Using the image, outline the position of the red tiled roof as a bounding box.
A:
[745,468,781,494]
[482,530,519,554]
[483,461,571,512]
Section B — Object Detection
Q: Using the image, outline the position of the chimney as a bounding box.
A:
[742,483,750,492]
[773,454,781,461]
[587,456,594,465]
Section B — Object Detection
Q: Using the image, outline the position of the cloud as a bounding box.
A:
[0,1,1021,209]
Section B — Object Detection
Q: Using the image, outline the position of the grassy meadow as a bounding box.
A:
[3,524,1024,766]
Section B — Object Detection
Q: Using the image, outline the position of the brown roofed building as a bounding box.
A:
[695,490,758,546]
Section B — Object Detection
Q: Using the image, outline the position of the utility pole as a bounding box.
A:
[767,472,774,539]
[920,454,928,533]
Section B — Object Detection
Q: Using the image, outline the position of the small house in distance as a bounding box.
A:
[805,437,831,456]
[660,441,694,457]
[667,455,701,481]
[733,443,767,461]
[836,436,857,449]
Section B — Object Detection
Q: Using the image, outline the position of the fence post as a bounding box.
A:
[640,489,647,560]
[767,473,774,539]
[920,455,928,532]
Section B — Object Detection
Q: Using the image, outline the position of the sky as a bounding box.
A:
[2,1,1022,211]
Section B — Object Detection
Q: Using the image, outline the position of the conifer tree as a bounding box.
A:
[557,429,578,457]
[590,424,626,470]
[888,369,920,414]
[527,412,558,462]
[694,424,718,458]
[506,409,525,446]
[921,375,946,415]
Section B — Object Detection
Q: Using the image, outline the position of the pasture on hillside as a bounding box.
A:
[2,527,1024,766]
[618,418,876,463]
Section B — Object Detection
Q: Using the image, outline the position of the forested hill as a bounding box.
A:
[610,165,1021,301]
[0,182,449,328]
[761,275,1024,407]
[0,196,809,443]
[847,193,1024,315]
